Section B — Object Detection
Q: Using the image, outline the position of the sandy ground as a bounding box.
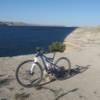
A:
[64,27,100,53]
[0,45,100,100]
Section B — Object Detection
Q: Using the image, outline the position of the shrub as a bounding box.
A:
[49,42,65,52]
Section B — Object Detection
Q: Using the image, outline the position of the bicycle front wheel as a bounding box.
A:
[54,57,71,79]
[16,60,43,88]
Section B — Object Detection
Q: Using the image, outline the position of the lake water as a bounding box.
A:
[0,26,77,57]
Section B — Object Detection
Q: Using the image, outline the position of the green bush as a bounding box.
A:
[49,42,65,52]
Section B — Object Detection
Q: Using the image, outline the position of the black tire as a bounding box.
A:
[54,57,71,79]
[16,60,43,88]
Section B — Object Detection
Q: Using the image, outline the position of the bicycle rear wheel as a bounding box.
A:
[54,57,71,79]
[16,60,43,87]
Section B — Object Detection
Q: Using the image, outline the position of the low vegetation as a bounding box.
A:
[35,41,65,53]
[49,42,65,52]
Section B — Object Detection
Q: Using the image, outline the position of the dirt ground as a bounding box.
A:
[1,45,100,100]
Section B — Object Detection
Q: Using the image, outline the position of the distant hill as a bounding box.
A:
[0,21,29,26]
[0,21,66,27]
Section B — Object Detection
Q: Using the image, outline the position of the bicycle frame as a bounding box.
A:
[30,51,57,75]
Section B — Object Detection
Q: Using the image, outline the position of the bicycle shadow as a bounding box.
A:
[70,64,90,76]
[37,64,90,87]
[57,64,90,80]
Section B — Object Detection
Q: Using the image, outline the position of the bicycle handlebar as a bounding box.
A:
[35,47,56,60]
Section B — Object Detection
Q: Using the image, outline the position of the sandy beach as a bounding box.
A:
[1,45,100,100]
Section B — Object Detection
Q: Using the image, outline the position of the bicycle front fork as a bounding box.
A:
[30,57,38,74]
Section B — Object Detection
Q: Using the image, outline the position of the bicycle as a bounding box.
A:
[16,49,71,88]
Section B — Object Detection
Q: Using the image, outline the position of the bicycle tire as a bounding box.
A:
[54,57,71,79]
[16,60,43,88]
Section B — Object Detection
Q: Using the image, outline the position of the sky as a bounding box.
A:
[0,0,100,26]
